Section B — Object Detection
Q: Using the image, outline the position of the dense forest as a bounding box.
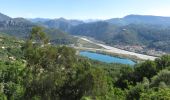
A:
[0,27,170,100]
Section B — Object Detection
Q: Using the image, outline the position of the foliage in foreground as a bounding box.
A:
[0,27,170,100]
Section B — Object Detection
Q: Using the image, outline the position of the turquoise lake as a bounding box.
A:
[79,51,136,65]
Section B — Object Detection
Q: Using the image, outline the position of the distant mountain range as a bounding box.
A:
[106,15,170,26]
[1,12,170,52]
[0,12,73,44]
[0,13,11,21]
[0,13,35,37]
[37,18,84,32]
[29,14,170,26]
[28,18,51,23]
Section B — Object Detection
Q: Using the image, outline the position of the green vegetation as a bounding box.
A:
[1,12,170,53]
[69,22,170,52]
[0,13,75,45]
[45,28,74,45]
[0,33,23,61]
[0,27,170,100]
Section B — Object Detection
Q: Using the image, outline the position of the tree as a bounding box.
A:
[22,26,97,100]
[150,69,170,87]
[114,66,134,89]
[126,78,149,100]
[134,60,157,82]
[0,61,25,100]
[140,88,170,100]
[22,26,78,99]
[155,55,170,70]
[126,83,145,100]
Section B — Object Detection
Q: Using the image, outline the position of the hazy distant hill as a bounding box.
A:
[69,21,170,52]
[28,18,51,23]
[0,12,11,21]
[69,21,117,40]
[0,17,35,37]
[106,15,170,26]
[1,12,170,52]
[31,18,84,32]
[30,14,170,52]
[0,13,74,44]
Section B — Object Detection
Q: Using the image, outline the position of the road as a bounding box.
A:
[78,37,157,60]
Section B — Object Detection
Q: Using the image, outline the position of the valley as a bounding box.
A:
[1,12,170,54]
[73,36,157,61]
[0,9,170,99]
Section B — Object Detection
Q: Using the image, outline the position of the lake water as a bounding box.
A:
[79,51,136,65]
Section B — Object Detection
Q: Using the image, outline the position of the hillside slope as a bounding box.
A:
[106,15,170,26]
[0,13,74,44]
[69,22,170,52]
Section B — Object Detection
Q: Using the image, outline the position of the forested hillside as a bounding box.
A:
[31,14,170,52]
[106,15,170,26]
[69,22,170,52]
[0,13,74,45]
[0,27,170,100]
[38,18,84,32]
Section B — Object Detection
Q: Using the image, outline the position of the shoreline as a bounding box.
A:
[75,47,142,63]
[74,36,157,61]
[79,50,139,63]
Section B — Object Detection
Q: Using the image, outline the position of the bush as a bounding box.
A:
[140,88,170,100]
[151,69,170,87]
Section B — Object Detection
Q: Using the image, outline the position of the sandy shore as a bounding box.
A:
[79,37,157,60]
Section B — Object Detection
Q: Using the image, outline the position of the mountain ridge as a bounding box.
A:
[1,12,170,52]
[106,14,170,26]
[0,12,74,44]
[0,12,11,21]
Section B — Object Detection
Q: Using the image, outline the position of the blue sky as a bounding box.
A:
[0,0,170,19]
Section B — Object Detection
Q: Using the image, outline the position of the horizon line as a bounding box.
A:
[1,12,170,20]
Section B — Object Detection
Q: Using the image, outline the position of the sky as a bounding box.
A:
[0,0,170,20]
